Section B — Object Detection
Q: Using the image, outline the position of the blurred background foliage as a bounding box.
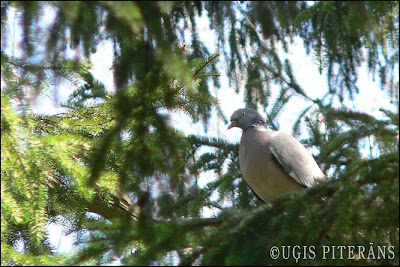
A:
[1,1,398,265]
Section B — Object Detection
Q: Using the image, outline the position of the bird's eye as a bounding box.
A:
[242,112,245,116]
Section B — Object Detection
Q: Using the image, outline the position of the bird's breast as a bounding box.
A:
[239,131,303,202]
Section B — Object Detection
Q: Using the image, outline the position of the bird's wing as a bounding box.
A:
[268,131,326,188]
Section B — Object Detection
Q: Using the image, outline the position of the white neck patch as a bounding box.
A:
[253,124,268,131]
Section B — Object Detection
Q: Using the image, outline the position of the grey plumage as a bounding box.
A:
[228,108,326,203]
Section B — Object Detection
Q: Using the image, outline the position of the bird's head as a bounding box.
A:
[228,108,265,130]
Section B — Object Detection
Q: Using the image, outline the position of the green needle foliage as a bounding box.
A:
[1,1,398,265]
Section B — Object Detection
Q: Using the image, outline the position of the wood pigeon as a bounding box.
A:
[228,108,326,203]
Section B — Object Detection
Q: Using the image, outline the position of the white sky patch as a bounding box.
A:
[89,40,116,93]
[47,221,76,254]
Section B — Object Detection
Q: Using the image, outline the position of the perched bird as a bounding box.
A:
[228,108,326,203]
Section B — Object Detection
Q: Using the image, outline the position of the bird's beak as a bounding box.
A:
[228,120,237,130]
